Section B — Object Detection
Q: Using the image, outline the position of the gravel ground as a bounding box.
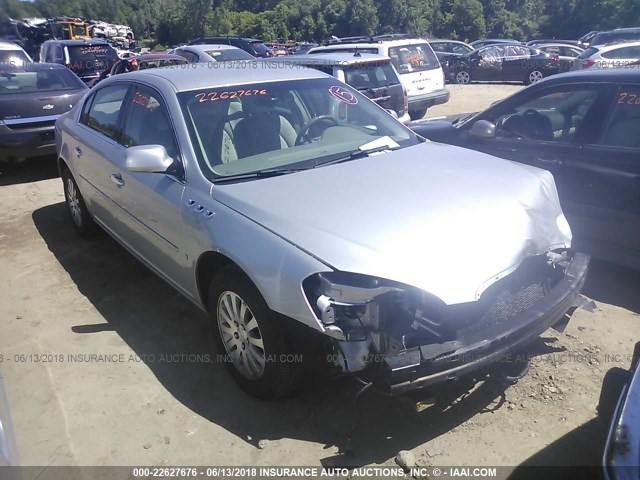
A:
[1,83,639,475]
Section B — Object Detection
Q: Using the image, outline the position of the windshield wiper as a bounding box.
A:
[317,144,399,167]
[213,168,308,183]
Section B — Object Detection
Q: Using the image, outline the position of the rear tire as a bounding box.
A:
[61,167,98,237]
[208,266,296,399]
[525,70,544,85]
[409,107,428,121]
[455,70,471,84]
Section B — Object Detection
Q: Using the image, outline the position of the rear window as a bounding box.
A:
[139,58,188,69]
[68,45,118,73]
[205,49,255,61]
[0,68,84,94]
[577,47,599,59]
[602,45,640,59]
[388,43,439,73]
[344,62,399,89]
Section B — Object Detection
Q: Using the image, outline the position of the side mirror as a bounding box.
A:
[385,109,399,119]
[125,145,174,173]
[469,119,496,139]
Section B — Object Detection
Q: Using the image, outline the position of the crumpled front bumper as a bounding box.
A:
[379,252,590,394]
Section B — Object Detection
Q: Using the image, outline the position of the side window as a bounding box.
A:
[451,43,469,54]
[121,86,178,158]
[430,43,448,53]
[541,46,561,56]
[54,45,64,62]
[599,86,640,149]
[82,84,129,141]
[487,87,602,142]
[561,47,581,58]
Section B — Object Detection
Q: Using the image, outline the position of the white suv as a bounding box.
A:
[572,41,640,70]
[308,37,449,120]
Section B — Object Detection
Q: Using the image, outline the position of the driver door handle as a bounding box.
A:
[110,172,125,187]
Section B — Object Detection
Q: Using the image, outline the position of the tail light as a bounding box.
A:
[582,59,596,69]
[551,55,560,63]
[129,57,138,70]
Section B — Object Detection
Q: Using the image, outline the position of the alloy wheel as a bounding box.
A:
[217,291,266,380]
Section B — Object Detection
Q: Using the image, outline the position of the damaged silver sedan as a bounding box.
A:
[55,63,589,399]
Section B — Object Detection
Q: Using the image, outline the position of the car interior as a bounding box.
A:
[493,89,600,142]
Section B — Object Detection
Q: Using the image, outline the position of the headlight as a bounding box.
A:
[303,272,405,338]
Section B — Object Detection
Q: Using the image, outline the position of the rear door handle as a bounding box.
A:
[110,173,125,187]
[74,147,82,158]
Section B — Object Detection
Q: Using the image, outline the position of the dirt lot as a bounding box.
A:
[1,83,640,474]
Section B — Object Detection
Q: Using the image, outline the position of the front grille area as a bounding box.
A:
[5,119,56,130]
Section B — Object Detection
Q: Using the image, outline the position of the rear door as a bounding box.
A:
[502,45,529,80]
[556,83,640,260]
[72,83,130,233]
[473,46,504,81]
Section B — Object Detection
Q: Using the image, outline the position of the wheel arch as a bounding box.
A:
[195,250,244,311]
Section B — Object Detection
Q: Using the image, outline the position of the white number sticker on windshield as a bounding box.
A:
[328,86,358,105]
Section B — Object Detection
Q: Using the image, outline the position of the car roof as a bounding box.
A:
[269,52,391,64]
[536,43,583,48]
[134,53,186,61]
[539,68,640,84]
[597,40,640,51]
[0,41,24,51]
[43,39,110,46]
[1,62,68,72]
[311,38,431,50]
[109,61,328,92]
[184,44,244,51]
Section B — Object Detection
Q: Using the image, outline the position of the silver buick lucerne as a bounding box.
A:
[55,62,588,399]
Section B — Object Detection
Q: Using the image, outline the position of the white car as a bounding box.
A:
[170,44,255,63]
[0,40,32,64]
[308,37,449,120]
[572,41,640,70]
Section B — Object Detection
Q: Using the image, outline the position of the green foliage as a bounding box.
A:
[3,0,640,44]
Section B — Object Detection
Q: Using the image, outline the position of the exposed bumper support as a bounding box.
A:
[379,252,590,394]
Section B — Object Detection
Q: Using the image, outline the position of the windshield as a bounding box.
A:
[178,78,419,180]
[68,45,118,74]
[0,68,85,94]
[388,43,440,73]
[206,49,255,61]
[250,41,270,56]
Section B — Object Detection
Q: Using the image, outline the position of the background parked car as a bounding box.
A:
[171,44,255,63]
[451,43,560,85]
[266,52,410,123]
[469,38,520,49]
[39,39,119,84]
[578,30,599,48]
[308,37,449,120]
[590,27,640,47]
[0,62,87,164]
[534,43,584,72]
[409,69,640,268]
[572,41,640,70]
[89,53,189,87]
[0,40,33,64]
[429,39,474,82]
[188,36,273,57]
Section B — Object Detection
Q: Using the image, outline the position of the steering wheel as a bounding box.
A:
[502,109,541,140]
[295,115,338,145]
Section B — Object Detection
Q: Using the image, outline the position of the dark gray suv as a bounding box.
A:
[189,36,274,57]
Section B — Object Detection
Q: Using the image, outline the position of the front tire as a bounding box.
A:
[208,266,296,399]
[61,167,98,237]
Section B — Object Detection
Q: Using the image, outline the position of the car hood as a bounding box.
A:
[212,142,572,305]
